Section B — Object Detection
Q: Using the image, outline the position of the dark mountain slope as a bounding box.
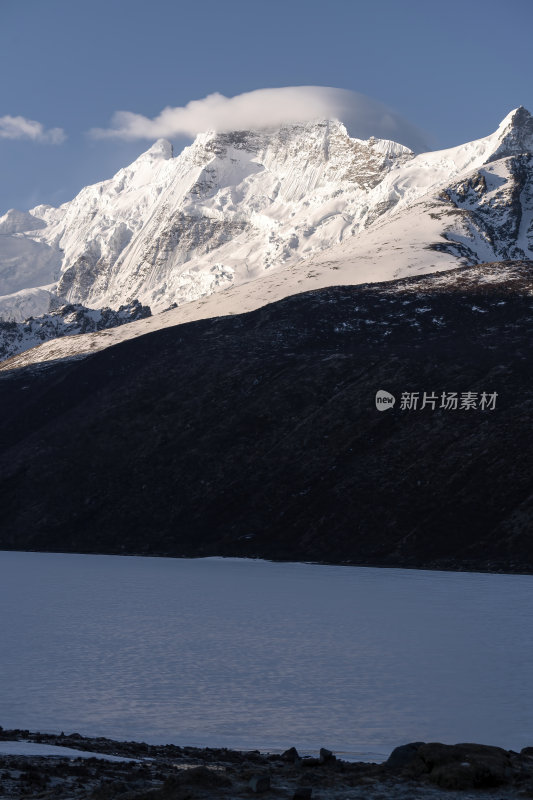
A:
[0,260,532,572]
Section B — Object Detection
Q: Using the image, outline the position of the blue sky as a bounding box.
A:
[1,0,532,213]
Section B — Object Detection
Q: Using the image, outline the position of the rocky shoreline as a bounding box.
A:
[1,728,533,799]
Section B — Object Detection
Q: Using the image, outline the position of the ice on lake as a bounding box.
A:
[0,551,532,760]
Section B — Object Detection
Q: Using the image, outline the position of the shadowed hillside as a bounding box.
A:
[1,261,532,573]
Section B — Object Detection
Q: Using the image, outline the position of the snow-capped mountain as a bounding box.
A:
[0,106,532,356]
[0,121,414,318]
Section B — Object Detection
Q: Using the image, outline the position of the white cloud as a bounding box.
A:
[90,86,430,152]
[0,115,66,144]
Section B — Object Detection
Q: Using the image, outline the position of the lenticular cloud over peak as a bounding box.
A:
[90,86,430,152]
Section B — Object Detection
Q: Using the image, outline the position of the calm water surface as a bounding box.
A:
[0,551,532,760]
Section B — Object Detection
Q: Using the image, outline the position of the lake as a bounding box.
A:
[0,551,532,760]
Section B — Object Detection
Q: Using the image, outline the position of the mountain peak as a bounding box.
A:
[137,138,174,161]
[499,105,531,128]
[488,106,533,162]
[188,117,410,162]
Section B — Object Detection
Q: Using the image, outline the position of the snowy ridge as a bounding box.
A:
[1,258,530,374]
[0,300,150,362]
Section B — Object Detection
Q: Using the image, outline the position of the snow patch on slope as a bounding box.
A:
[0,741,136,762]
